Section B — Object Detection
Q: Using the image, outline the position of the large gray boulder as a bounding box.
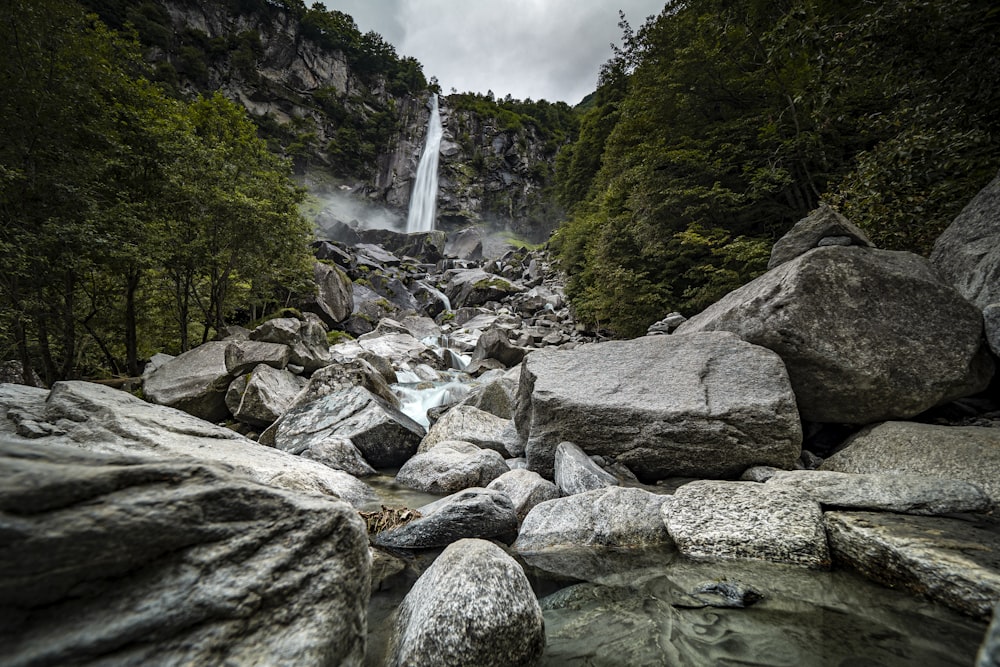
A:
[765,469,992,515]
[1,381,377,507]
[768,204,873,269]
[304,260,354,326]
[469,327,525,368]
[515,332,801,479]
[0,440,371,666]
[282,435,377,478]
[387,539,544,667]
[662,480,830,568]
[486,469,559,522]
[273,386,424,468]
[143,341,231,422]
[676,246,993,424]
[512,486,672,552]
[444,268,524,309]
[554,440,618,496]
[396,440,509,494]
[250,317,331,373]
[374,488,518,549]
[419,405,516,455]
[821,421,1000,504]
[231,364,304,428]
[224,340,291,377]
[825,511,1000,619]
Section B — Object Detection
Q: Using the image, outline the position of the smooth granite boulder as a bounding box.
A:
[768,204,873,269]
[223,340,291,377]
[662,480,830,569]
[0,439,371,666]
[386,539,544,667]
[143,341,231,422]
[486,469,560,522]
[515,331,801,479]
[304,260,354,326]
[419,405,516,455]
[231,364,304,428]
[374,488,518,549]
[676,246,993,424]
[554,441,618,496]
[396,440,509,494]
[286,435,377,478]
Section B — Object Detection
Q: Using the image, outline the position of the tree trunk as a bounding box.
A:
[12,315,37,387]
[124,266,141,376]
[59,271,76,379]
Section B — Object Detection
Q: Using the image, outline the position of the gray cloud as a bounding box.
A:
[321,0,665,104]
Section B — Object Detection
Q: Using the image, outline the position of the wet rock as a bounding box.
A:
[554,441,619,496]
[224,340,291,377]
[232,364,305,428]
[374,487,518,549]
[273,386,424,468]
[662,480,830,568]
[0,440,371,667]
[486,469,560,522]
[386,539,544,667]
[143,341,231,422]
[676,246,994,424]
[515,332,801,479]
[303,260,354,326]
[768,204,873,269]
[766,469,992,515]
[396,440,509,494]
[820,421,1000,503]
[419,405,516,455]
[295,436,377,478]
[677,581,765,609]
[825,511,1000,619]
[512,487,671,552]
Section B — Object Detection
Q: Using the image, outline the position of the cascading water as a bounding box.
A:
[405,93,443,234]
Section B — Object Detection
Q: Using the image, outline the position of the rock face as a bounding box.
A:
[512,487,672,552]
[395,440,509,494]
[143,340,231,421]
[515,332,802,480]
[554,441,618,496]
[676,246,993,424]
[662,481,831,568]
[768,204,873,269]
[374,488,518,549]
[0,439,371,666]
[386,539,545,667]
[765,469,992,515]
[825,511,1000,619]
[820,421,1000,503]
[1,381,377,507]
[273,386,424,468]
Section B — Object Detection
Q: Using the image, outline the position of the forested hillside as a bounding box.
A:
[553,0,1000,336]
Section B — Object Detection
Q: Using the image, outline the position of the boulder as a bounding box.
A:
[515,332,801,479]
[765,469,992,515]
[224,340,291,377]
[512,487,672,552]
[460,376,518,419]
[288,435,377,478]
[232,364,304,428]
[980,602,1000,667]
[303,260,354,326]
[250,317,332,373]
[4,381,378,507]
[768,204,873,269]
[820,421,1000,504]
[825,511,1000,619]
[386,539,544,667]
[445,228,484,260]
[143,341,231,422]
[554,441,618,496]
[444,268,524,309]
[0,440,371,666]
[676,246,994,424]
[486,469,559,522]
[469,328,525,368]
[395,440,509,494]
[662,480,830,568]
[272,386,424,468]
[419,405,516,455]
[373,487,518,549]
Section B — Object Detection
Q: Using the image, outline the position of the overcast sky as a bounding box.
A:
[320,1,666,105]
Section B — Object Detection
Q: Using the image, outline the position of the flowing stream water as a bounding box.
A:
[405,93,443,233]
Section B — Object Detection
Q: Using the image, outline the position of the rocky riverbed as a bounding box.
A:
[3,177,1000,666]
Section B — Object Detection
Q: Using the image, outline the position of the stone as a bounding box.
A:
[986,303,1000,357]
[469,327,525,368]
[444,268,524,309]
[295,436,377,478]
[820,421,1000,504]
[460,376,518,419]
[374,488,518,549]
[1,381,378,507]
[662,480,830,568]
[0,440,371,666]
[979,602,1000,667]
[273,386,424,468]
[419,405,516,455]
[386,539,544,667]
[486,469,560,522]
[646,312,687,335]
[765,469,991,515]
[768,204,873,269]
[515,332,801,479]
[357,332,435,370]
[302,260,354,326]
[445,228,484,260]
[396,440,509,494]
[224,340,291,377]
[232,364,304,428]
[143,341,231,422]
[930,171,1000,310]
[825,511,1000,619]
[292,358,398,410]
[250,317,332,373]
[554,441,619,496]
[676,246,993,424]
[512,487,672,552]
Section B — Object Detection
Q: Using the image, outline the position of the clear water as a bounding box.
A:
[405,93,443,234]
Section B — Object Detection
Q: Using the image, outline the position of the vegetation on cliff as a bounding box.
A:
[552,0,1000,337]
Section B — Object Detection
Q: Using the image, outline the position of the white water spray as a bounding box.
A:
[405,94,443,233]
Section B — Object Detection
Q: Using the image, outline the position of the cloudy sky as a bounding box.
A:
[320,1,667,105]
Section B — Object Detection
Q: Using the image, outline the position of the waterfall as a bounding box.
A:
[405,93,443,234]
